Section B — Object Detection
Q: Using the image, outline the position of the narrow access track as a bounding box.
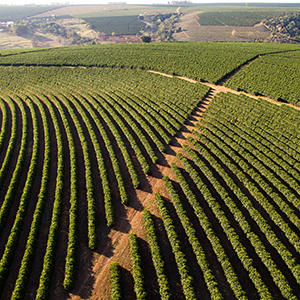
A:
[70,81,217,300]
[149,70,300,111]
[72,67,300,299]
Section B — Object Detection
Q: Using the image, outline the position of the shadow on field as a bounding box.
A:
[120,266,135,300]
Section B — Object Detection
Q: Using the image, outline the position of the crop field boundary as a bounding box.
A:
[71,78,216,300]
[1,54,300,298]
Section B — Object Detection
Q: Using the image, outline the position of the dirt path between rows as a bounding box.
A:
[70,66,300,299]
[148,70,300,111]
[69,81,216,300]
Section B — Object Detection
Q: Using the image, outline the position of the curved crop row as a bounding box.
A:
[0,94,18,191]
[0,98,8,154]
[128,233,147,300]
[177,152,274,299]
[58,86,128,205]
[183,143,298,299]
[110,262,122,300]
[155,192,197,300]
[49,86,115,227]
[31,88,65,300]
[170,162,246,299]
[0,93,39,293]
[39,87,78,291]
[142,209,171,300]
[0,91,28,235]
[163,176,223,300]
[10,91,51,300]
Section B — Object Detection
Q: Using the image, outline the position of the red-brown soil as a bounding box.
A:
[65,85,215,300]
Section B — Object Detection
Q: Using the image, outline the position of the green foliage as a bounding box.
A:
[142,209,171,299]
[170,163,246,299]
[163,176,223,300]
[0,99,8,153]
[0,94,38,293]
[155,192,197,300]
[11,91,51,300]
[198,10,285,26]
[0,95,17,191]
[0,64,209,298]
[141,35,151,43]
[83,15,145,36]
[110,262,122,300]
[177,152,274,299]
[129,233,147,300]
[0,93,28,236]
[181,91,300,298]
[226,52,300,105]
[35,89,65,300]
[0,42,298,83]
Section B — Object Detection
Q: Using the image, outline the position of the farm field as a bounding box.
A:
[225,51,300,105]
[81,15,145,36]
[0,42,299,84]
[2,4,300,48]
[2,4,300,49]
[0,41,300,300]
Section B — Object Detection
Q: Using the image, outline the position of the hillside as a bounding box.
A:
[2,5,300,48]
[0,42,300,300]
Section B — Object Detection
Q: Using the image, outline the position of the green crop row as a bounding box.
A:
[196,118,300,251]
[62,87,128,205]
[55,87,115,227]
[0,92,28,235]
[206,93,300,158]
[0,93,39,293]
[110,262,122,300]
[206,93,300,177]
[114,89,174,141]
[73,87,140,188]
[101,89,166,154]
[66,82,156,169]
[193,125,300,252]
[183,141,299,299]
[0,98,8,154]
[142,209,171,300]
[202,108,300,204]
[0,94,17,191]
[38,87,79,291]
[128,233,147,300]
[33,88,65,300]
[206,103,300,182]
[226,53,300,105]
[75,86,140,189]
[177,151,273,299]
[163,176,223,300]
[71,81,166,156]
[155,192,197,300]
[10,91,51,300]
[1,43,297,83]
[170,163,246,299]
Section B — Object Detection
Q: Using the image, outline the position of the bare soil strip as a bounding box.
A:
[149,70,300,111]
[69,83,216,300]
[71,68,300,299]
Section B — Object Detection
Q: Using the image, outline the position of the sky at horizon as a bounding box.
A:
[1,0,300,5]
